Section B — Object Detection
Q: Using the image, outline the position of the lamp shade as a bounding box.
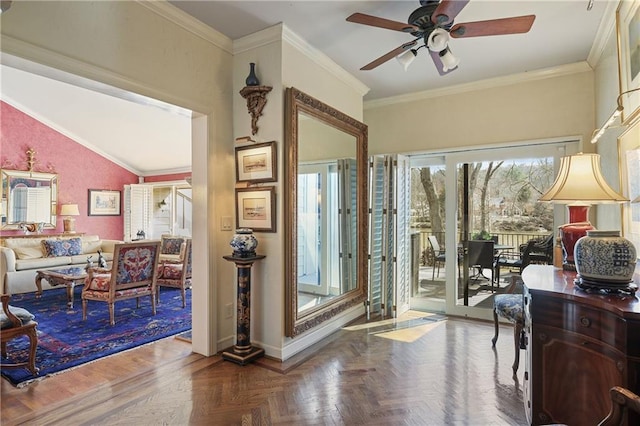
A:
[539,153,628,204]
[60,204,80,216]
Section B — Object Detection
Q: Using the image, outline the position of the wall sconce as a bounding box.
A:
[591,87,640,144]
[539,153,628,269]
[60,204,80,233]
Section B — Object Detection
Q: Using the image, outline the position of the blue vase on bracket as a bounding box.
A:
[245,63,260,86]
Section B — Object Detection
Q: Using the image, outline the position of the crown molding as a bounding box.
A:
[587,0,618,68]
[233,23,283,54]
[1,38,207,114]
[233,23,370,97]
[365,62,593,109]
[137,1,233,54]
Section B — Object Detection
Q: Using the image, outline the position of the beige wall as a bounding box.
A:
[365,71,595,156]
[1,0,234,356]
[230,24,367,360]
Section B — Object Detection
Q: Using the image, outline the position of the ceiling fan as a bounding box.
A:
[346,0,535,75]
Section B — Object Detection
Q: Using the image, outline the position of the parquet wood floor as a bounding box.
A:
[1,314,527,425]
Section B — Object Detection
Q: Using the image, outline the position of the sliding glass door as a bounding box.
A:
[409,140,579,319]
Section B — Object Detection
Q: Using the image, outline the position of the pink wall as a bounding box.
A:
[0,101,138,240]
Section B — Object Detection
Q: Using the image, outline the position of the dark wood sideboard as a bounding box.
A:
[522,264,640,425]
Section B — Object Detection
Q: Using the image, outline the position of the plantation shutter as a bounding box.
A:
[124,184,152,241]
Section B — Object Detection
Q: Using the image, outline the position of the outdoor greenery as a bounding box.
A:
[411,158,555,237]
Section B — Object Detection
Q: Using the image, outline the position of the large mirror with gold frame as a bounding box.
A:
[285,87,368,337]
[1,169,58,230]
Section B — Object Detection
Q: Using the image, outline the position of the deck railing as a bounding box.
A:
[413,229,551,266]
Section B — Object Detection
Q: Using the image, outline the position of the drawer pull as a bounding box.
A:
[580,316,591,327]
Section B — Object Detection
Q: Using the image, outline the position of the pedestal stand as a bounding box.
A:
[222,254,266,365]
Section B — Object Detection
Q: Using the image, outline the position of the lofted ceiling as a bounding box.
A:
[0,1,613,175]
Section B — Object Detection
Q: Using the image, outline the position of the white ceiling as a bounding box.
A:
[0,1,614,175]
[170,0,613,100]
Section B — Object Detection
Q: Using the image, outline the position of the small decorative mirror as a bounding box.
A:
[285,87,368,337]
[1,149,58,230]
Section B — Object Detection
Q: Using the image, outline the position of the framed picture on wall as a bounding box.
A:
[88,189,121,216]
[616,0,640,124]
[618,122,640,259]
[235,187,275,232]
[235,141,277,183]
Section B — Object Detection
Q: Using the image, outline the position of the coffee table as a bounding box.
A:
[35,266,89,309]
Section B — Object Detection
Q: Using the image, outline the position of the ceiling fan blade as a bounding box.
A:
[431,0,470,26]
[347,12,418,33]
[429,49,457,76]
[361,40,418,70]
[450,15,535,38]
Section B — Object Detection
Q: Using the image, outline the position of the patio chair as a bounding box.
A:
[0,294,39,375]
[494,237,550,285]
[491,275,524,379]
[82,241,161,326]
[157,239,192,308]
[427,235,447,280]
[468,240,495,288]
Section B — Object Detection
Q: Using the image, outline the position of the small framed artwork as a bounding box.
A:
[616,0,640,124]
[88,189,121,216]
[235,141,277,183]
[235,187,276,232]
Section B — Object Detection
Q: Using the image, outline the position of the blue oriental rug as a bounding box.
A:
[1,286,191,387]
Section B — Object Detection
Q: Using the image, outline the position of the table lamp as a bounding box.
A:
[60,204,80,233]
[539,153,628,270]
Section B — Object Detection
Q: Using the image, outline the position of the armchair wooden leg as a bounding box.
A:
[512,322,523,376]
[109,303,115,326]
[26,327,39,375]
[82,299,88,321]
[180,288,186,308]
[151,294,157,315]
[491,309,499,347]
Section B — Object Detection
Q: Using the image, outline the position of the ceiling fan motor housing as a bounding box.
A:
[408,5,453,40]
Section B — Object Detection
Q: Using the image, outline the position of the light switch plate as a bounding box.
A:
[221,216,232,231]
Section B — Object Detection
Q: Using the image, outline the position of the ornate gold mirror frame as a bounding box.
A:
[284,87,368,337]
[1,149,58,230]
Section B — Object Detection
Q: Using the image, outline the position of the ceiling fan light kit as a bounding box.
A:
[347,0,535,74]
[396,49,418,71]
[427,28,450,52]
[439,47,460,72]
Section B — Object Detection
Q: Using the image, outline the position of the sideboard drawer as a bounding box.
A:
[531,296,625,350]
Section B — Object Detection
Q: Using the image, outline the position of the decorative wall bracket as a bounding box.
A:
[239,85,272,136]
[1,147,56,173]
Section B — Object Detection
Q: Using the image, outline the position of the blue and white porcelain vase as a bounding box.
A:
[230,228,258,258]
[574,230,637,284]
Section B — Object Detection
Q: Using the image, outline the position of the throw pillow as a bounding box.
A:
[13,246,45,260]
[82,240,102,254]
[0,305,35,329]
[161,237,184,255]
[42,238,82,257]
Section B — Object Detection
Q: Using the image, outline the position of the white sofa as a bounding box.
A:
[0,235,122,295]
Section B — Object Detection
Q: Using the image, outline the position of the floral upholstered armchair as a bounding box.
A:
[157,239,192,308]
[82,241,161,326]
[159,235,187,263]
